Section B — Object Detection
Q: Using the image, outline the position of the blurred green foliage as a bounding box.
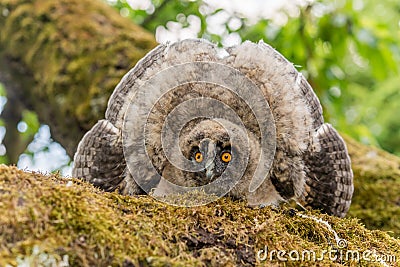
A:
[0,83,40,165]
[20,110,40,143]
[107,0,400,156]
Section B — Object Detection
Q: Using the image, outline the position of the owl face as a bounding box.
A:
[190,139,232,183]
[181,119,234,186]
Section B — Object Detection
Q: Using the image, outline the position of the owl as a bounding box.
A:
[72,39,354,217]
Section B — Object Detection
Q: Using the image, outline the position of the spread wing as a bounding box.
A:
[72,39,354,217]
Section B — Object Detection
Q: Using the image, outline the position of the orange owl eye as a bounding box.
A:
[195,152,203,163]
[221,152,231,163]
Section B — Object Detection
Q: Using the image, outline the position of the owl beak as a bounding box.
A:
[205,160,215,180]
[200,138,216,180]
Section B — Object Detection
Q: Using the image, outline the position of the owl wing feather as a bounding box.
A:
[73,39,220,194]
[256,41,353,216]
[72,119,143,194]
[303,124,354,217]
[227,41,353,216]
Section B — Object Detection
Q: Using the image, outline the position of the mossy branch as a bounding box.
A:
[0,165,399,266]
[0,0,157,156]
[344,135,400,236]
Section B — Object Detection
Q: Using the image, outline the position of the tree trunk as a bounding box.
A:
[0,0,157,159]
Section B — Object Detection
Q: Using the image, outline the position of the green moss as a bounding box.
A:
[0,165,399,266]
[344,135,400,237]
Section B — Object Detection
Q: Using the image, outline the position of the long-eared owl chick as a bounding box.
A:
[72,39,354,217]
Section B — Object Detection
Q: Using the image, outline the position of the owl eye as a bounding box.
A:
[221,152,231,163]
[195,152,203,163]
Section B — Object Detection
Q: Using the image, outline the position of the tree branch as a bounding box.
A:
[0,0,157,156]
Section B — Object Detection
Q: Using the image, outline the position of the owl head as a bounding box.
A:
[174,118,255,188]
[182,119,231,185]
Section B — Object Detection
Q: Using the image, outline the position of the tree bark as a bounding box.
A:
[0,0,157,158]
